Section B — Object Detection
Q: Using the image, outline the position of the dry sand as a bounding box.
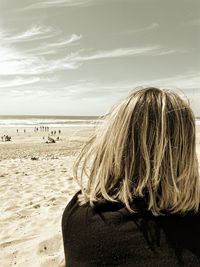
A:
[0,126,200,267]
[0,127,94,267]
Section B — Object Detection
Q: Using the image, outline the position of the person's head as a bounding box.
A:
[74,87,200,215]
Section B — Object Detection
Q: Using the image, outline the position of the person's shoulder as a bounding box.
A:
[62,190,81,222]
[156,209,200,230]
[64,190,81,210]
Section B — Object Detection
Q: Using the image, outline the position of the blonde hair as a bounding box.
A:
[73,87,200,215]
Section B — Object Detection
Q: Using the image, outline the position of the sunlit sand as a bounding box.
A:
[0,127,93,267]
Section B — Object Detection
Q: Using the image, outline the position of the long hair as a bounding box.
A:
[73,87,200,215]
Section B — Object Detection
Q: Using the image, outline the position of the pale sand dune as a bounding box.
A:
[0,127,200,267]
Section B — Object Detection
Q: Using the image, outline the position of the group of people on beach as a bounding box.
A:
[1,126,62,143]
[34,126,49,132]
[16,126,61,136]
[16,129,26,133]
[50,130,61,135]
[33,126,61,136]
[1,135,11,142]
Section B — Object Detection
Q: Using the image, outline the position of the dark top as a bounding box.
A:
[62,191,200,267]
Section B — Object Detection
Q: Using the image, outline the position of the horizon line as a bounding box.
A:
[0,114,104,118]
[0,114,199,119]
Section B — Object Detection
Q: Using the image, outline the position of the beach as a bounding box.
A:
[0,126,94,267]
[1,125,200,267]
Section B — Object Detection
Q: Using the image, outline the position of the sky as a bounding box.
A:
[0,0,199,116]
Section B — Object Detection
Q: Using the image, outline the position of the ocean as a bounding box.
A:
[0,115,103,128]
[0,115,199,128]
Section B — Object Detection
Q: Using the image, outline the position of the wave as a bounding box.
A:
[0,115,199,128]
[0,116,103,128]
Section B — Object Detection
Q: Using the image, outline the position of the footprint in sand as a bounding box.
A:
[37,234,62,255]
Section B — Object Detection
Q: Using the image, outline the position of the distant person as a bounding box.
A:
[17,129,19,133]
[59,129,61,135]
[61,87,200,267]
[24,129,26,133]
[5,135,11,141]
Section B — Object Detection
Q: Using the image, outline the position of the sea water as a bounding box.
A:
[0,115,103,128]
[0,115,199,128]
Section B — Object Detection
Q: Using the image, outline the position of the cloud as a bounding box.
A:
[135,23,159,33]
[0,24,82,58]
[0,25,82,58]
[1,25,59,43]
[144,23,159,31]
[0,41,183,77]
[21,0,93,10]
[143,72,200,90]
[0,43,80,76]
[5,88,51,98]
[58,71,200,100]
[0,77,40,88]
[0,25,82,77]
[122,23,159,35]
[69,46,180,62]
[23,34,82,56]
[74,47,159,60]
[0,75,59,90]
[45,34,82,48]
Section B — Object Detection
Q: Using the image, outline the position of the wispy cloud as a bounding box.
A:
[0,25,81,52]
[46,34,82,47]
[0,43,183,77]
[23,34,82,55]
[122,23,159,35]
[143,23,159,31]
[0,18,187,92]
[21,0,93,10]
[145,72,200,90]
[60,71,200,100]
[0,77,40,88]
[0,75,59,90]
[0,25,59,43]
[0,24,82,77]
[2,71,199,100]
[73,47,159,60]
[0,25,180,77]
[0,23,82,56]
[0,43,80,76]
[69,46,181,62]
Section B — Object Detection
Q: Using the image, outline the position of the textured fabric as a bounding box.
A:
[62,191,200,267]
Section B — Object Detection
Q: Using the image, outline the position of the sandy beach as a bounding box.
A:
[1,126,200,267]
[0,127,94,267]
